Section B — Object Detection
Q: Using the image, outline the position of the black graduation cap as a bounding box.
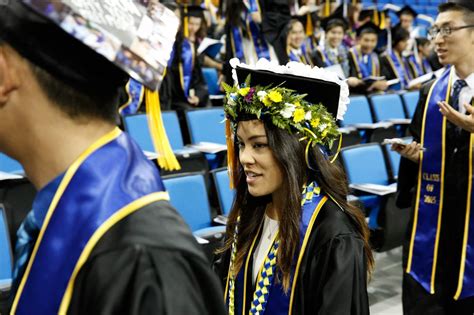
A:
[321,6,349,32]
[396,5,418,18]
[0,0,179,91]
[356,22,381,37]
[359,7,377,22]
[181,4,205,18]
[235,67,341,119]
[446,0,474,11]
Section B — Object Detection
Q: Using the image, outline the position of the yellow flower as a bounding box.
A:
[262,96,272,107]
[322,129,328,137]
[293,108,305,123]
[268,91,282,103]
[310,118,320,128]
[238,87,250,96]
[295,101,301,107]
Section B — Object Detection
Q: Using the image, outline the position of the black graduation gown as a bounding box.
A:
[166,39,210,111]
[215,199,369,314]
[67,200,226,315]
[260,0,291,64]
[347,52,381,95]
[379,52,399,82]
[397,81,474,314]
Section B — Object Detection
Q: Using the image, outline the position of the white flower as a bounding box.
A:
[319,123,328,131]
[257,91,267,101]
[280,103,296,118]
[305,111,312,120]
[227,93,237,106]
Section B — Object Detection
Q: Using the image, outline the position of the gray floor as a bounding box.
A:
[369,247,404,315]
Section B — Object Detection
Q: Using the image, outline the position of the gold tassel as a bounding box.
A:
[373,9,380,27]
[183,5,189,38]
[145,89,181,171]
[380,12,386,30]
[324,0,330,17]
[225,119,237,189]
[305,13,313,36]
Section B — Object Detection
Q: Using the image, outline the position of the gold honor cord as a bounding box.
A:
[225,119,237,189]
[145,89,181,171]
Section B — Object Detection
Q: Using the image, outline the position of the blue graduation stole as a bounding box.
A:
[11,128,169,314]
[349,47,379,79]
[231,0,271,64]
[225,182,328,314]
[386,51,410,89]
[317,47,335,67]
[180,38,195,98]
[406,54,432,78]
[406,67,474,300]
[118,78,145,116]
[288,45,312,65]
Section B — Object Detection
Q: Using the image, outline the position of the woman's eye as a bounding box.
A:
[253,143,268,149]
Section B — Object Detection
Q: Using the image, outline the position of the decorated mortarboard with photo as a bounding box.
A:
[25,0,179,90]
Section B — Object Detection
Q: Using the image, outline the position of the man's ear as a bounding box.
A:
[0,45,21,105]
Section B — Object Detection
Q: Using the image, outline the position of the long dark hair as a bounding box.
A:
[221,120,374,291]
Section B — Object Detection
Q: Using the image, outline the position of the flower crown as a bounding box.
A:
[223,75,340,149]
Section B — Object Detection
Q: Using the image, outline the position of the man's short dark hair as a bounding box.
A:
[439,3,474,25]
[28,63,121,123]
[0,40,121,123]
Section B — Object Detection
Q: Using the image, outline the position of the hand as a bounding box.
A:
[438,101,474,133]
[391,141,422,163]
[408,83,422,90]
[187,95,200,106]
[297,5,310,16]
[347,77,364,87]
[250,12,261,24]
[368,80,389,92]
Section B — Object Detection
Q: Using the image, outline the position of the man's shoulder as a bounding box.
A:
[90,199,204,260]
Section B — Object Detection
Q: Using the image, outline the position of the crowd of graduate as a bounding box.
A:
[159,0,443,112]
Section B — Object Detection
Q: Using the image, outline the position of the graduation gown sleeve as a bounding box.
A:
[68,200,226,315]
[396,82,432,208]
[293,200,370,315]
[311,49,326,69]
[380,54,397,81]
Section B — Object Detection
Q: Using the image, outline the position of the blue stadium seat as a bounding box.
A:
[185,107,226,144]
[340,143,392,229]
[370,94,407,122]
[340,96,374,126]
[211,168,235,215]
[163,173,225,234]
[0,204,12,287]
[161,111,185,150]
[402,91,420,118]
[202,67,223,96]
[0,154,22,174]
[123,113,154,152]
[123,111,185,151]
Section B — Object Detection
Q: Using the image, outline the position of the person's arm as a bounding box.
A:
[303,234,369,314]
[438,101,474,133]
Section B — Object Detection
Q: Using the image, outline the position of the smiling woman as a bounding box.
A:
[214,59,373,315]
